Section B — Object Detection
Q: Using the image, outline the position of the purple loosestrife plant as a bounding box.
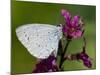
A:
[32,9,92,73]
[59,9,92,69]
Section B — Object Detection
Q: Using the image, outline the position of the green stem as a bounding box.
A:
[59,39,71,69]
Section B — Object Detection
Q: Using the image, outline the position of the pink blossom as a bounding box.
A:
[61,9,84,39]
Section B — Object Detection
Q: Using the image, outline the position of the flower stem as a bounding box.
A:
[59,39,71,69]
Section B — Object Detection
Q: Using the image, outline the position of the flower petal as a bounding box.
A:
[69,30,82,38]
[62,26,67,32]
[70,32,77,38]
[83,59,92,68]
[71,15,80,26]
[33,55,59,73]
[76,30,82,37]
[61,9,71,26]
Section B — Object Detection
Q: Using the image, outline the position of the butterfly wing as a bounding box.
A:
[16,24,62,59]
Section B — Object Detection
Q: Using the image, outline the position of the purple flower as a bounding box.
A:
[61,9,84,39]
[33,55,59,73]
[77,49,92,68]
[76,37,92,68]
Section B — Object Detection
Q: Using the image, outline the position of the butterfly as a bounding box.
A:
[16,24,62,59]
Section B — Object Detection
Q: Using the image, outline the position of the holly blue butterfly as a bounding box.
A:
[16,24,62,59]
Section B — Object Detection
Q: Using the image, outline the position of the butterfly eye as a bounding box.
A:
[57,24,62,27]
[57,24,60,27]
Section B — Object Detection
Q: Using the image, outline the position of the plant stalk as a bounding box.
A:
[59,39,71,69]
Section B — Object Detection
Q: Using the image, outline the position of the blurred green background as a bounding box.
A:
[11,1,96,74]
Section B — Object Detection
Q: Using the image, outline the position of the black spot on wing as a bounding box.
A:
[48,32,50,33]
[45,44,47,47]
[27,37,29,40]
[25,34,27,37]
[38,44,40,47]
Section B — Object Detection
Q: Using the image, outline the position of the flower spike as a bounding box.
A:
[61,9,84,39]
